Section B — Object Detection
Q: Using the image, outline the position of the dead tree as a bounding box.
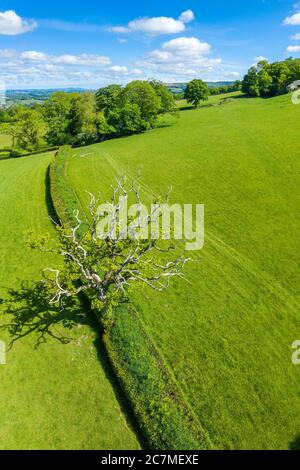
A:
[40,178,190,327]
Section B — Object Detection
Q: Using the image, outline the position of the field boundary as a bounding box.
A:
[49,145,212,450]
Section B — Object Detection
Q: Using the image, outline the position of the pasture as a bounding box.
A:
[0,153,139,449]
[65,93,300,449]
[0,133,12,149]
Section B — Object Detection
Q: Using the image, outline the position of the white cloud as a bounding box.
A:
[14,51,111,66]
[109,65,128,73]
[0,49,17,58]
[287,44,300,52]
[179,10,195,24]
[0,10,36,35]
[109,10,195,36]
[135,36,227,82]
[0,49,144,87]
[291,32,300,39]
[162,37,211,56]
[283,12,300,26]
[21,51,49,62]
[53,53,111,66]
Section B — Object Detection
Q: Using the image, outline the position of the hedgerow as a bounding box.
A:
[49,145,212,450]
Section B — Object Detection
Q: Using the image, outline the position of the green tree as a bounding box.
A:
[120,81,161,126]
[95,84,122,114]
[149,80,177,114]
[42,92,74,145]
[42,91,99,146]
[117,103,149,135]
[184,79,210,108]
[257,69,273,97]
[2,108,46,152]
[70,92,98,145]
[242,66,260,96]
[95,112,116,141]
[242,58,300,98]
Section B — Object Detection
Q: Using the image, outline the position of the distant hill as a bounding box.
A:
[166,81,234,94]
[5,88,89,106]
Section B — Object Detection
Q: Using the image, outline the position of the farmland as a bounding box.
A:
[1,91,299,450]
[64,93,300,450]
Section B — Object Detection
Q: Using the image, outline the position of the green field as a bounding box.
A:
[0,153,139,449]
[0,133,12,149]
[65,93,300,450]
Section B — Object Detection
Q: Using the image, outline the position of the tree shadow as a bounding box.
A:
[0,281,145,447]
[45,166,60,225]
[0,281,90,349]
[290,435,300,450]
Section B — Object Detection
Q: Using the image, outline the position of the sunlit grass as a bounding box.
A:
[67,93,300,450]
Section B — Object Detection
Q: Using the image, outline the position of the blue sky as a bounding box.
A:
[0,0,299,88]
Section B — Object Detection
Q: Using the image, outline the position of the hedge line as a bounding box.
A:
[50,146,85,230]
[49,145,212,450]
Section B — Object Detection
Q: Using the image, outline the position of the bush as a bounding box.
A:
[9,148,25,158]
[103,304,211,450]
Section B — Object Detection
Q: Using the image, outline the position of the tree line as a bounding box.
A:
[0,80,177,156]
[242,58,300,97]
[209,81,242,95]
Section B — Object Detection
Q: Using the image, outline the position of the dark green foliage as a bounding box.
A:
[103,304,211,450]
[120,81,161,126]
[149,80,177,114]
[110,103,150,136]
[3,80,178,153]
[2,108,46,152]
[95,84,122,112]
[42,91,99,146]
[210,80,242,95]
[242,58,300,97]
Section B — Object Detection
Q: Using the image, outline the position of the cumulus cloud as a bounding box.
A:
[291,32,300,39]
[109,10,195,36]
[283,12,300,26]
[162,37,211,56]
[109,65,128,73]
[135,36,226,81]
[16,50,111,66]
[21,51,49,61]
[0,49,144,87]
[0,10,36,35]
[52,54,111,66]
[287,44,300,52]
[179,10,195,24]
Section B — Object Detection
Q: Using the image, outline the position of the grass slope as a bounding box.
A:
[0,153,139,450]
[67,94,300,450]
[0,133,12,149]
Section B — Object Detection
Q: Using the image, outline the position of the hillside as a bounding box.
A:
[65,93,300,450]
[0,153,139,450]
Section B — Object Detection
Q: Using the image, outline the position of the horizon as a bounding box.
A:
[0,1,299,88]
[5,80,236,92]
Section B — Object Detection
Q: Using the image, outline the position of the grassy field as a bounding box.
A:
[0,133,12,149]
[66,93,300,450]
[0,153,139,449]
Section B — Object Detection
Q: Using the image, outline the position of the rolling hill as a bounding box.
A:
[64,93,300,449]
